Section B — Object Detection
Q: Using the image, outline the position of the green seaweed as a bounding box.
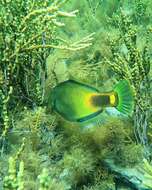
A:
[141,159,152,189]
[0,0,152,189]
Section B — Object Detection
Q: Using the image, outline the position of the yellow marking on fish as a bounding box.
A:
[85,93,100,111]
[110,94,116,106]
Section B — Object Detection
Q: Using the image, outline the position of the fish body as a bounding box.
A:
[51,80,134,123]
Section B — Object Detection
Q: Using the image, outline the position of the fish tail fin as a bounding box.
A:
[113,80,134,115]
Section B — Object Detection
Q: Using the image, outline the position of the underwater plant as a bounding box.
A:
[141,159,152,189]
[3,138,25,190]
[0,0,93,152]
[106,7,152,153]
[38,168,68,190]
[0,0,152,190]
[3,157,24,190]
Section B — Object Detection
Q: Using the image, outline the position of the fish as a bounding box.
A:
[51,79,134,123]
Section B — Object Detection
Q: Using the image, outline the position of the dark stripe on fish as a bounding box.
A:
[91,95,110,107]
[77,109,103,122]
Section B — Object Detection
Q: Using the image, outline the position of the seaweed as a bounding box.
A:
[106,4,152,155]
[142,159,152,189]
[0,0,93,150]
[0,0,152,190]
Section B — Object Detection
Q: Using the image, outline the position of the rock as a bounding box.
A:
[104,159,152,190]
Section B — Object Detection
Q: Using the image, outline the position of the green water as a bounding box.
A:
[0,0,152,189]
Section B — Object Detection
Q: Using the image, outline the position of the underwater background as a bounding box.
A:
[0,0,152,189]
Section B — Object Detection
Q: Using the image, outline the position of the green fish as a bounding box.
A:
[51,80,134,122]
